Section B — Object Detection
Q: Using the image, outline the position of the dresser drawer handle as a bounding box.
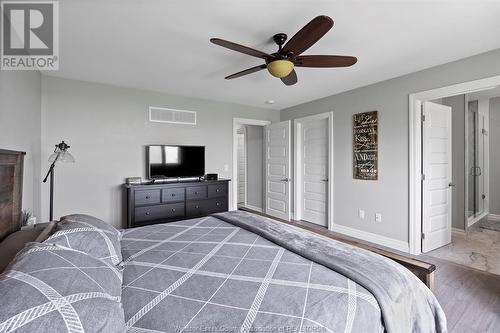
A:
[216,189,220,192]
[145,196,150,199]
[171,193,175,197]
[194,191,198,195]
[145,212,150,216]
[171,208,176,212]
[216,202,220,206]
[195,205,199,209]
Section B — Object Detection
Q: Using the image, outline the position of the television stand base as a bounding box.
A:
[125,179,230,228]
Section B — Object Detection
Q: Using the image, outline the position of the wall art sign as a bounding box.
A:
[353,111,378,180]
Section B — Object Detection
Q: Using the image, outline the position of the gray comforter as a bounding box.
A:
[214,211,447,333]
[120,212,446,333]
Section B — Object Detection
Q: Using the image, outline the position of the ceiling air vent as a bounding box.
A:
[149,106,197,125]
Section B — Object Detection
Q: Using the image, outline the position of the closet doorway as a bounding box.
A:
[232,118,270,212]
[236,125,265,212]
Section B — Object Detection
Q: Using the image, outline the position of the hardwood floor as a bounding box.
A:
[420,255,500,332]
[238,208,500,332]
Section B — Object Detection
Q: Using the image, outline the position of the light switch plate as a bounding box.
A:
[358,209,365,219]
[375,213,382,222]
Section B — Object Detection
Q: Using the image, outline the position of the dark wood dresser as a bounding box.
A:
[125,179,230,228]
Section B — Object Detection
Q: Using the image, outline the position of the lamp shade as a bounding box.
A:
[267,59,294,78]
[48,150,75,163]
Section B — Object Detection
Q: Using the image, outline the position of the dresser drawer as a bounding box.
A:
[208,184,227,198]
[186,185,207,200]
[186,200,209,218]
[135,190,161,206]
[162,188,185,203]
[135,203,185,222]
[206,197,227,214]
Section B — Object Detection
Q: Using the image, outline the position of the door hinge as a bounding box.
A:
[421,114,426,122]
[482,194,486,200]
[421,174,426,181]
[421,233,425,240]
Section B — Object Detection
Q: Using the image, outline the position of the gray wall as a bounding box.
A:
[441,95,465,230]
[280,48,500,243]
[245,125,264,209]
[490,97,500,215]
[41,76,279,227]
[0,71,42,220]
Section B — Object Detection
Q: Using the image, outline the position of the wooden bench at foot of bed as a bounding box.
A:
[239,207,435,290]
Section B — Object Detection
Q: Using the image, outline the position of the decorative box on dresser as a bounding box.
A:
[125,179,230,228]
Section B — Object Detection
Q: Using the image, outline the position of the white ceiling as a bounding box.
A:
[46,0,500,110]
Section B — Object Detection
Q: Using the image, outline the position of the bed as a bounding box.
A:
[0,210,447,333]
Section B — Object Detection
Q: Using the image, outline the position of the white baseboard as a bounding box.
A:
[241,204,263,213]
[468,211,489,227]
[452,227,466,236]
[329,223,409,253]
[488,214,500,222]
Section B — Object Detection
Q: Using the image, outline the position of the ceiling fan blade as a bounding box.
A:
[210,38,270,59]
[281,69,298,86]
[225,64,267,79]
[294,55,357,68]
[282,16,334,56]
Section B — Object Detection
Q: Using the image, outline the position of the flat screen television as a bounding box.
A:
[147,145,205,179]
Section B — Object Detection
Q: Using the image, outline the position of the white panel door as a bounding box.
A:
[422,101,452,252]
[265,120,291,220]
[301,118,328,226]
[237,130,246,205]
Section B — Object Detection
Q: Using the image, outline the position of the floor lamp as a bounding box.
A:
[43,141,75,221]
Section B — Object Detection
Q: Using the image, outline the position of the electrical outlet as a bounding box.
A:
[375,213,382,222]
[358,209,365,219]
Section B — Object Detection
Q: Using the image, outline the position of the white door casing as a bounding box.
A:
[299,118,328,226]
[422,101,452,252]
[265,120,292,220]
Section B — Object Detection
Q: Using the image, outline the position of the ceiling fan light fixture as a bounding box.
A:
[267,59,294,78]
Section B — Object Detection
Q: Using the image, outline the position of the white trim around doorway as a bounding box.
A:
[293,112,334,230]
[232,118,271,211]
[409,75,500,255]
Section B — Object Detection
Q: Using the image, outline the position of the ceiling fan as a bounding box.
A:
[210,15,357,86]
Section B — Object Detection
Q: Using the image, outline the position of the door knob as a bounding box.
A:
[448,183,456,187]
[320,179,328,182]
[280,178,291,182]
